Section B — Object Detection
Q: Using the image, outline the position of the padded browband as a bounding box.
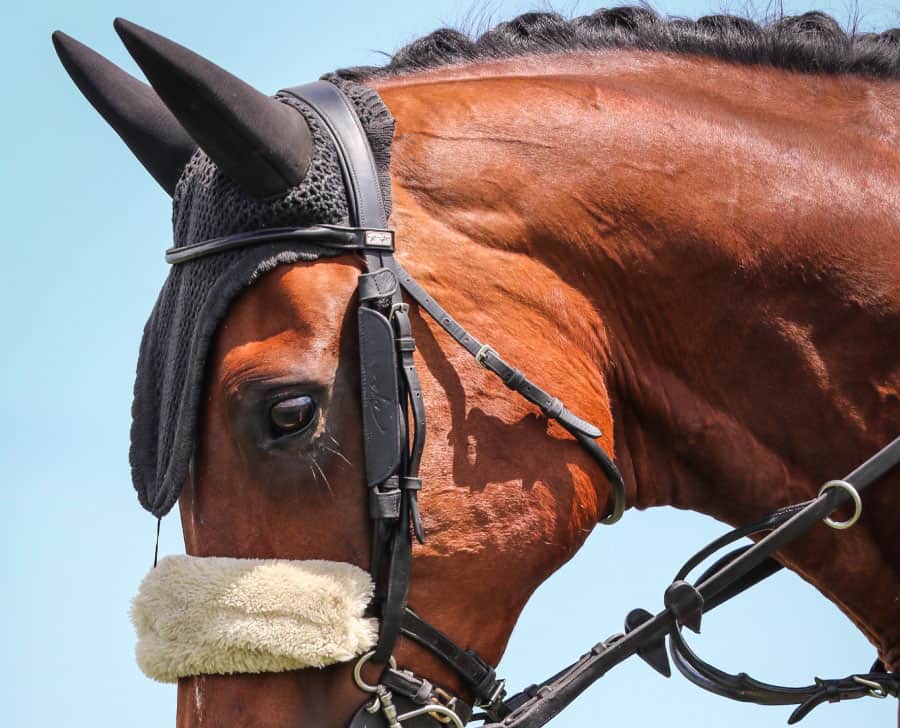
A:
[165,225,394,264]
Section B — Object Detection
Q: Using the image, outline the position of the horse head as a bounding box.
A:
[54,17,626,728]
[55,9,900,727]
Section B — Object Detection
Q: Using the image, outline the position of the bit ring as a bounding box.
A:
[353,651,397,693]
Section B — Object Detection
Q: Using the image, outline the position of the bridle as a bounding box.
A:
[165,81,900,727]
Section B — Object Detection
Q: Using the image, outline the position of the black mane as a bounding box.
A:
[332,6,900,81]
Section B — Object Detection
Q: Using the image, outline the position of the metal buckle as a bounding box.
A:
[353,652,465,728]
[852,675,889,698]
[353,652,401,724]
[484,678,507,709]
[429,687,456,724]
[389,302,409,320]
[475,344,495,369]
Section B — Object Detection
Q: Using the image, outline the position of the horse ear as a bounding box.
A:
[52,31,197,196]
[113,18,314,199]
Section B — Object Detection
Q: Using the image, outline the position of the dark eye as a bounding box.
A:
[269,395,317,436]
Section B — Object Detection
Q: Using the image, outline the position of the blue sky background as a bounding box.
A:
[4,1,899,726]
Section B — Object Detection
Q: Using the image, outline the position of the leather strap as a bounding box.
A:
[165,224,393,264]
[279,81,393,280]
[358,307,403,487]
[394,309,427,543]
[480,435,900,727]
[401,609,507,711]
[281,82,416,666]
[359,268,399,304]
[390,262,600,438]
[382,669,474,725]
[389,258,626,524]
[373,493,413,663]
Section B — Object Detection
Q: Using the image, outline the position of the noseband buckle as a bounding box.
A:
[481,677,508,716]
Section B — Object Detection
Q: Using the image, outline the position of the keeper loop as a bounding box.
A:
[402,477,423,491]
[503,368,526,390]
[542,397,564,420]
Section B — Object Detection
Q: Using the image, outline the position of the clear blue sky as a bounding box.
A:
[4,1,898,726]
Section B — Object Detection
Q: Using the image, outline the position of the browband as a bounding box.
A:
[165,225,394,264]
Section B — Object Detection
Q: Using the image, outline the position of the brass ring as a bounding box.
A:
[818,480,862,530]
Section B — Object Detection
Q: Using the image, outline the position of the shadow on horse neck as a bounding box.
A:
[177,50,900,726]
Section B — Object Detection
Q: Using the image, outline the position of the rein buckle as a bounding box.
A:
[475,344,495,369]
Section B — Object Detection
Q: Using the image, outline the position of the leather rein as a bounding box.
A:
[165,81,900,727]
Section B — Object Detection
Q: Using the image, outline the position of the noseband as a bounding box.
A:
[165,82,900,727]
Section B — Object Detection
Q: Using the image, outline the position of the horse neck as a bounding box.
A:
[375,51,900,668]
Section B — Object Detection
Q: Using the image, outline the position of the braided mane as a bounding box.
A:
[332,6,900,81]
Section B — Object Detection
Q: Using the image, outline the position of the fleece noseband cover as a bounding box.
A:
[132,556,378,682]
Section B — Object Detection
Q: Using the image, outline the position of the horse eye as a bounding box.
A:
[269,395,317,436]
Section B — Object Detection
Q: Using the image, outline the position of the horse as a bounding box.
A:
[53,7,900,727]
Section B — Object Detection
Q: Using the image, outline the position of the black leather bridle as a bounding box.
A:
[166,81,900,727]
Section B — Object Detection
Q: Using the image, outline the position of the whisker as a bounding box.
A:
[308,464,319,484]
[312,459,334,497]
[323,444,352,467]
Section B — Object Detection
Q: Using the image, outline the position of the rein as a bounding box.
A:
[163,81,900,727]
[478,440,900,727]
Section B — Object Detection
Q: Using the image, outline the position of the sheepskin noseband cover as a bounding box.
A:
[132,556,378,682]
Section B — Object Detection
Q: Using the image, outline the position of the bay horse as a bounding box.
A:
[54,6,900,727]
